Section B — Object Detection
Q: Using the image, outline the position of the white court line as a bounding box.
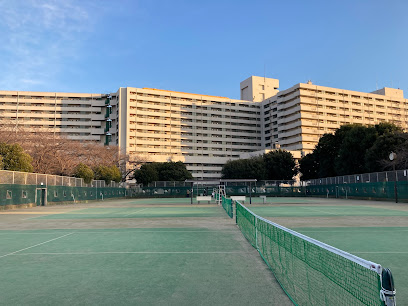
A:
[299,229,408,233]
[302,207,342,216]
[22,216,48,220]
[0,232,74,235]
[0,230,237,235]
[13,251,249,255]
[352,251,408,254]
[0,232,74,259]
[124,208,150,217]
[22,209,88,220]
[65,230,237,234]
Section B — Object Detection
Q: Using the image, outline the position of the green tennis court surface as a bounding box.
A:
[1,197,407,305]
[0,199,292,306]
[249,205,408,217]
[35,207,223,219]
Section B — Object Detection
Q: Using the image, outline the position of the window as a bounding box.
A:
[54,191,58,197]
[6,190,12,199]
[22,191,27,199]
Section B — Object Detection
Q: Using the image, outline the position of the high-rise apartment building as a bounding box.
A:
[1,76,407,179]
[261,82,408,154]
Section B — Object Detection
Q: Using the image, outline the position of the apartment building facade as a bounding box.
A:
[1,76,407,179]
[113,86,262,179]
[0,90,115,143]
[262,82,408,154]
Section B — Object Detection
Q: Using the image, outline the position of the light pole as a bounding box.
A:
[389,152,398,203]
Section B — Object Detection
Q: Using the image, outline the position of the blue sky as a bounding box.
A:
[0,0,407,99]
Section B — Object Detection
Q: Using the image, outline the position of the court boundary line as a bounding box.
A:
[22,209,89,220]
[352,251,408,254]
[297,229,408,233]
[0,232,74,259]
[12,251,251,255]
[123,208,150,217]
[301,206,343,216]
[0,230,238,235]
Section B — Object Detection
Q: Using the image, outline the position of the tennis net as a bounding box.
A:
[236,202,394,306]
[221,196,233,218]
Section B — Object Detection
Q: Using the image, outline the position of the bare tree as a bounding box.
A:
[0,124,125,176]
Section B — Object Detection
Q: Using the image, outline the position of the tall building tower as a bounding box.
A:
[240,76,279,102]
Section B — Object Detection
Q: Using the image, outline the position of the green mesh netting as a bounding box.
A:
[221,196,233,218]
[236,203,383,306]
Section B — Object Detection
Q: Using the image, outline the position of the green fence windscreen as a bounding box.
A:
[0,184,126,206]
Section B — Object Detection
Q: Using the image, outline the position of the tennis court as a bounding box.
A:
[244,197,408,305]
[1,197,405,305]
[0,198,292,306]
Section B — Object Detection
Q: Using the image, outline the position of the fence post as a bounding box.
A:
[255,217,258,249]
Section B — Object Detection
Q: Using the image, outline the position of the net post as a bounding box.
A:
[380,268,396,306]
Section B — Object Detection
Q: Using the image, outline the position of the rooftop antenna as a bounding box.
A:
[264,62,266,82]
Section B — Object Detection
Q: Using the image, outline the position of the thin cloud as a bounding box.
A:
[0,0,101,90]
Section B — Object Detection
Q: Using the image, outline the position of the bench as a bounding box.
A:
[230,196,246,203]
[196,196,212,203]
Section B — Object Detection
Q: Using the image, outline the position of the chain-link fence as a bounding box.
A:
[0,169,124,188]
[0,169,127,207]
[128,181,408,202]
[307,169,408,185]
[0,184,127,206]
[145,180,297,188]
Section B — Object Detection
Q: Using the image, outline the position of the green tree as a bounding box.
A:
[313,133,339,178]
[299,153,319,180]
[263,150,296,180]
[109,165,122,183]
[299,123,406,179]
[94,165,122,184]
[221,156,266,180]
[133,163,159,185]
[334,124,377,175]
[157,161,193,181]
[375,122,402,136]
[365,133,407,172]
[134,162,192,185]
[73,163,94,184]
[0,143,33,172]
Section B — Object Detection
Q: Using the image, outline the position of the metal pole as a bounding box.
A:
[394,165,398,203]
[249,182,252,205]
[190,182,193,205]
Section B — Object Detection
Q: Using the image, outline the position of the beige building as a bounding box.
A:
[262,81,408,154]
[0,90,115,144]
[1,76,407,179]
[113,86,262,179]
